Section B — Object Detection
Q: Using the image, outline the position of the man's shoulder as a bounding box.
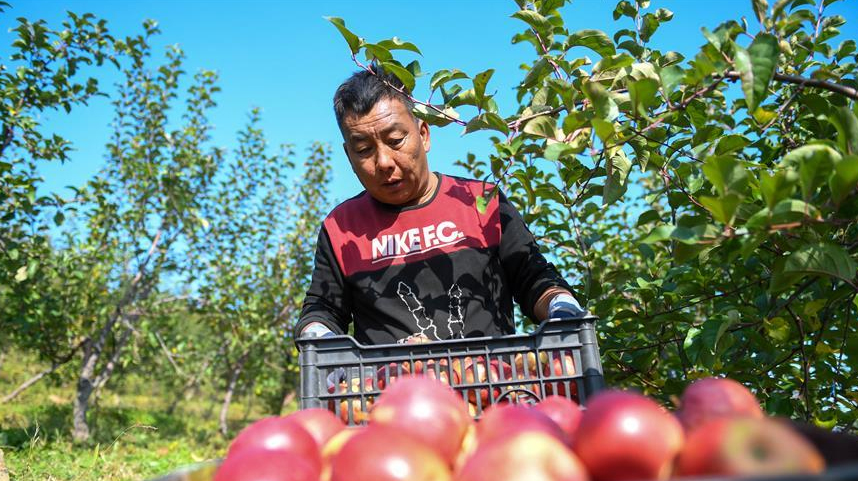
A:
[325,191,371,221]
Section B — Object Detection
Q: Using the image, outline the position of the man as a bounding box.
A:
[295,66,584,345]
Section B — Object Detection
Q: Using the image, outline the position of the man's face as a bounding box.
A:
[341,97,432,206]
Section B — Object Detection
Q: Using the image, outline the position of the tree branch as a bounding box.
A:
[1,337,89,404]
[724,70,858,101]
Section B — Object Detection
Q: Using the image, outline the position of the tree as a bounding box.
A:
[188,112,331,434]
[0,4,123,356]
[1,8,332,442]
[328,0,858,430]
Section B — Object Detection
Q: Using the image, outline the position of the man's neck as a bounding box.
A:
[413,172,440,206]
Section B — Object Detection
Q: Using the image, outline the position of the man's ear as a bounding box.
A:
[419,119,431,153]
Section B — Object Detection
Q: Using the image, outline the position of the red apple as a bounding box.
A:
[677,377,764,433]
[455,430,589,481]
[543,351,579,401]
[452,357,509,405]
[225,416,321,476]
[286,408,345,448]
[573,390,683,481]
[534,395,583,443]
[327,377,374,424]
[376,361,412,390]
[214,447,319,481]
[329,425,451,481]
[319,428,361,481]
[369,376,472,466]
[675,416,825,477]
[477,403,568,446]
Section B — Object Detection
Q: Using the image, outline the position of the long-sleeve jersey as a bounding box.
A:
[295,173,571,345]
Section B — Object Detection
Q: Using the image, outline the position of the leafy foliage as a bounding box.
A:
[328,0,858,429]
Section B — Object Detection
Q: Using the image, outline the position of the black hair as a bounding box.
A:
[333,64,415,129]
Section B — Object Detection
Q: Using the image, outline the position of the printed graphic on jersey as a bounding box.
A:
[396,281,465,342]
[371,221,466,263]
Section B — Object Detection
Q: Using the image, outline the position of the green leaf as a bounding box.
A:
[593,53,635,73]
[764,316,791,343]
[628,78,660,116]
[829,105,858,155]
[783,242,857,285]
[700,194,742,225]
[715,135,751,155]
[565,29,615,57]
[476,195,488,214]
[429,69,468,91]
[378,37,422,55]
[636,209,661,226]
[511,9,552,36]
[639,13,660,42]
[782,144,840,200]
[363,43,393,62]
[591,118,616,144]
[14,265,28,282]
[544,142,575,161]
[702,155,748,196]
[325,17,362,55]
[759,170,797,209]
[464,112,509,135]
[613,0,637,20]
[733,33,779,112]
[603,150,631,205]
[830,154,858,204]
[659,65,684,94]
[473,69,495,110]
[582,81,618,121]
[413,103,460,127]
[522,115,557,139]
[380,61,415,92]
[752,0,769,25]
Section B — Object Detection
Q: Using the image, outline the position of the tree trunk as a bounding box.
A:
[219,349,250,436]
[73,342,99,443]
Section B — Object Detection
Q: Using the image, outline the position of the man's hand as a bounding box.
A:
[300,322,336,338]
[548,292,587,319]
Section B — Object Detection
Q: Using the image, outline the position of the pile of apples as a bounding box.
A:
[329,351,577,423]
[213,376,826,481]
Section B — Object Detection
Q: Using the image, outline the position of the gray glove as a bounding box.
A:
[548,293,587,318]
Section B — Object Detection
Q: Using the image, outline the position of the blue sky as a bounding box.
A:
[3,0,856,210]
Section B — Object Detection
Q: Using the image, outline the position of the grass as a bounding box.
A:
[0,352,287,481]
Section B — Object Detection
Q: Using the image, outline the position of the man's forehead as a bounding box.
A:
[343,105,417,139]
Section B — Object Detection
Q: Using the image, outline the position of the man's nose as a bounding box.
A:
[376,147,396,171]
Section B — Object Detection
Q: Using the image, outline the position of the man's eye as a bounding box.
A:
[389,137,405,146]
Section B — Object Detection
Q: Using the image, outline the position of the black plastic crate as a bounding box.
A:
[295,315,605,424]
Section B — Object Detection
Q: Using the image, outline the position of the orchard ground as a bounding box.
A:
[0,353,274,481]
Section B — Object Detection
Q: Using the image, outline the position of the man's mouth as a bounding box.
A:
[383,179,402,187]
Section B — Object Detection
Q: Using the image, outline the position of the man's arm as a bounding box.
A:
[497,192,584,321]
[294,227,352,339]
